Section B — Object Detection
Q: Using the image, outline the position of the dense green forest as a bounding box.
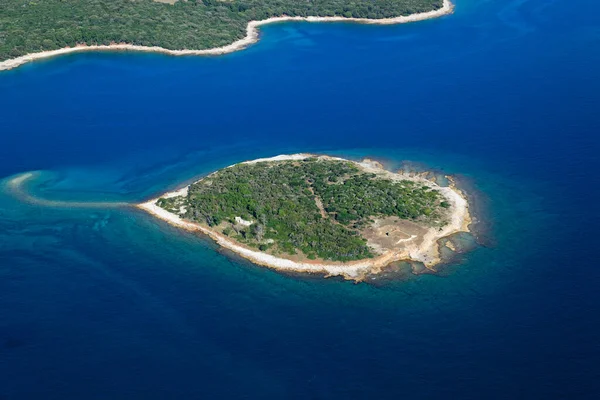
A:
[157,159,447,262]
[0,0,442,62]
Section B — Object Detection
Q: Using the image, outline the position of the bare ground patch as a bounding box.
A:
[361,217,428,254]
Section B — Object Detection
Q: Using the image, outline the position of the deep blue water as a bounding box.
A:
[1,0,599,398]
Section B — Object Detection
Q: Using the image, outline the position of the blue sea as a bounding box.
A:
[1,0,599,398]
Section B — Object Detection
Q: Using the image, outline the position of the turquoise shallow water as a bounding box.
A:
[1,0,599,398]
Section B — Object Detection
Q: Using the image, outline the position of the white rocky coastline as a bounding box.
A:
[0,0,453,72]
[137,153,471,281]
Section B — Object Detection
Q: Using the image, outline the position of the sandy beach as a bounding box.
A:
[137,153,471,281]
[0,0,453,72]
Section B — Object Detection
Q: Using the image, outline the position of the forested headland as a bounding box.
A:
[0,0,442,62]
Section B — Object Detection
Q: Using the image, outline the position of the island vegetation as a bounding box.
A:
[156,158,448,262]
[0,0,443,62]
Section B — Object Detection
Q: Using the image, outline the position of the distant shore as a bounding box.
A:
[137,153,471,281]
[0,0,453,72]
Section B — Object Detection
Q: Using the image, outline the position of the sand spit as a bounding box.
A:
[137,153,471,281]
[3,172,129,208]
[0,0,453,72]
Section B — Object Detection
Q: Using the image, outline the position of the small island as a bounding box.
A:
[139,154,471,280]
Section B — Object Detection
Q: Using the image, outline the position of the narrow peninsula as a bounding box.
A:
[138,154,471,280]
[0,0,453,71]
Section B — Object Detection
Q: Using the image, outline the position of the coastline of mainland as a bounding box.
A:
[0,0,453,72]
